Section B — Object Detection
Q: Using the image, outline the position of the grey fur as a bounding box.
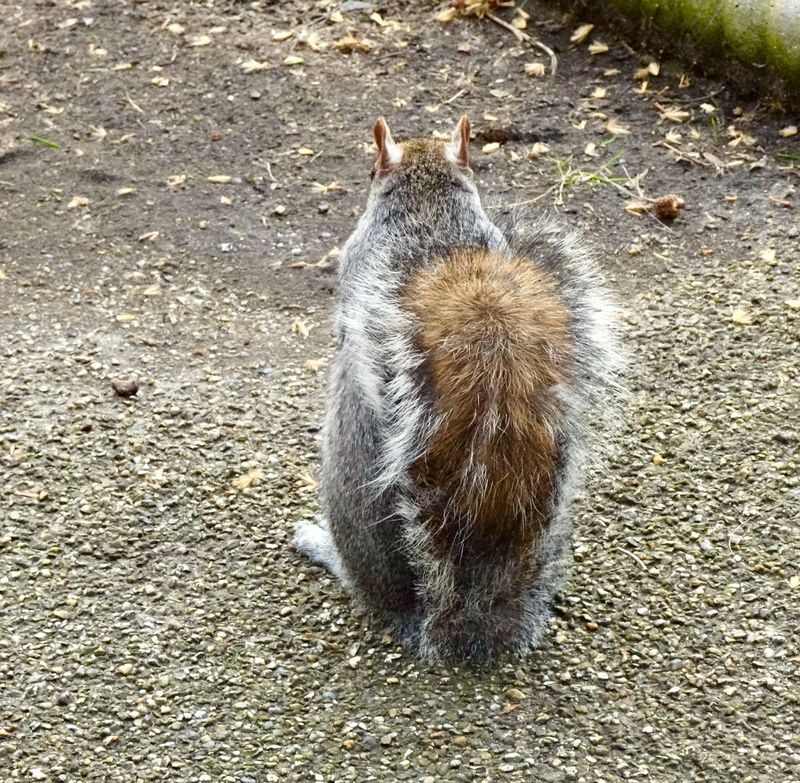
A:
[293,130,624,663]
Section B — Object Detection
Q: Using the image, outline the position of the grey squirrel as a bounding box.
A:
[293,116,624,663]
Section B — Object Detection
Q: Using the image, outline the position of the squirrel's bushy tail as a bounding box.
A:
[402,248,574,661]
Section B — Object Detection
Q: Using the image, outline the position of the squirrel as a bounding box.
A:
[293,115,624,663]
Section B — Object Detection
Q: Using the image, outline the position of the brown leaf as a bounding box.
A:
[241,59,270,73]
[658,105,691,123]
[291,317,310,337]
[186,34,212,47]
[167,174,187,189]
[332,35,373,54]
[570,23,594,44]
[232,468,264,490]
[605,118,631,136]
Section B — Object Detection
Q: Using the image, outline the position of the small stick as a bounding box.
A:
[613,546,647,571]
[652,140,712,168]
[487,13,558,79]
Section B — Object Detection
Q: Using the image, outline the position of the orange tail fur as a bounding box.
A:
[405,249,573,553]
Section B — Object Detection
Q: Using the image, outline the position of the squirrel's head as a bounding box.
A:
[369,115,475,204]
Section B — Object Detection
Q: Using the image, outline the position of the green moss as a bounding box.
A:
[721,0,768,64]
[765,1,800,85]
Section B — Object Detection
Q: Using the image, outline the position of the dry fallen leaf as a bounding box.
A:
[590,87,607,99]
[116,187,135,196]
[306,358,327,373]
[288,246,340,270]
[283,55,304,66]
[778,125,798,138]
[482,142,500,154]
[437,7,457,22]
[116,314,136,323]
[67,196,90,209]
[783,297,800,310]
[584,142,599,157]
[524,62,546,78]
[272,30,294,42]
[624,201,649,216]
[241,59,270,73]
[570,23,594,44]
[186,34,212,47]
[333,34,374,54]
[39,104,64,115]
[167,174,187,189]
[138,231,159,242]
[311,181,345,194]
[207,175,232,184]
[113,62,134,71]
[232,468,264,490]
[295,470,317,490]
[658,105,691,123]
[527,142,550,159]
[125,94,144,114]
[648,61,660,76]
[731,307,754,325]
[605,118,631,135]
[727,125,756,147]
[588,41,609,55]
[512,9,529,29]
[150,76,169,87]
[142,283,161,296]
[665,129,682,144]
[291,317,310,337]
[166,22,185,36]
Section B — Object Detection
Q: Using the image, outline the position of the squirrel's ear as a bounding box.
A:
[373,116,402,175]
[446,114,471,169]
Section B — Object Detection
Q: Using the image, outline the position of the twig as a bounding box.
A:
[613,546,647,571]
[253,159,277,182]
[487,13,558,79]
[444,88,467,105]
[652,140,712,168]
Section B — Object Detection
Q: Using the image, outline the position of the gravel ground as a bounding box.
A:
[1,1,798,781]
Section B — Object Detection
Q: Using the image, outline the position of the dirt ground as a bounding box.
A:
[1,1,798,781]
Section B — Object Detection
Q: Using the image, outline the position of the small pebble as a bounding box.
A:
[111,378,139,398]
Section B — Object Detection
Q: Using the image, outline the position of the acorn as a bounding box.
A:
[651,194,685,223]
